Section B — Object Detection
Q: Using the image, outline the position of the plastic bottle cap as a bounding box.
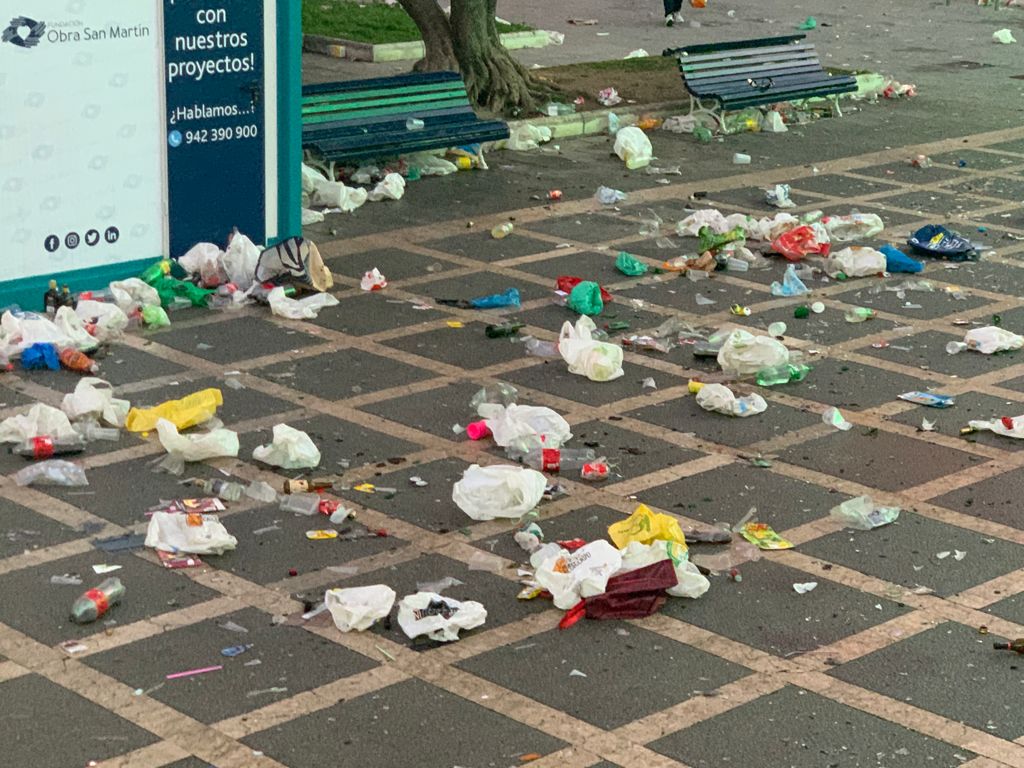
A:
[811,302,825,314]
[768,322,787,337]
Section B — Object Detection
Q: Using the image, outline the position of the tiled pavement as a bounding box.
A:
[8,127,1024,768]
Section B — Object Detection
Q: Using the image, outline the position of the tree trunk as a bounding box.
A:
[449,0,551,116]
[398,0,457,72]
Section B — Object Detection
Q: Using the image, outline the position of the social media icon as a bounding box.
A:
[85,229,100,246]
[44,235,59,253]
[104,226,120,244]
[65,232,80,249]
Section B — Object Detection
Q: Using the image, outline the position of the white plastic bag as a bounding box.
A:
[617,540,710,599]
[179,242,227,285]
[717,330,789,376]
[965,326,1024,354]
[75,300,129,343]
[676,209,750,237]
[367,173,406,202]
[661,115,698,134]
[823,213,885,242]
[0,403,77,443]
[829,496,900,529]
[53,306,99,351]
[746,212,801,242]
[360,268,388,292]
[559,316,624,382]
[829,246,887,278]
[533,540,623,610]
[253,424,321,469]
[61,378,130,426]
[155,418,239,461]
[452,464,547,521]
[696,383,768,417]
[325,585,396,632]
[1,310,74,351]
[506,124,552,151]
[613,127,653,170]
[222,232,262,290]
[144,511,237,555]
[397,592,487,642]
[267,287,339,320]
[316,180,369,212]
[968,415,1024,439]
[476,403,572,448]
[109,278,161,311]
[405,152,458,176]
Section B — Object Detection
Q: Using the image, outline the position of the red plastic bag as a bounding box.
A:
[556,276,613,303]
[771,226,831,262]
[583,559,678,620]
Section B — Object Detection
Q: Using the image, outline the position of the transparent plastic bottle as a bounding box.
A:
[193,478,245,502]
[469,383,518,410]
[280,493,321,515]
[14,459,88,487]
[946,341,968,355]
[843,307,874,323]
[75,422,121,442]
[523,337,560,359]
[13,435,87,460]
[517,447,596,472]
[755,363,811,387]
[70,577,125,624]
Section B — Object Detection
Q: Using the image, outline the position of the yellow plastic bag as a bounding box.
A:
[125,388,223,433]
[608,504,687,550]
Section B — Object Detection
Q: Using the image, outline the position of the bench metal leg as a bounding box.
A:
[689,95,725,133]
[829,94,843,119]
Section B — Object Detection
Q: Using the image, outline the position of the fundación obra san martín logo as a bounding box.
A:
[2,16,46,48]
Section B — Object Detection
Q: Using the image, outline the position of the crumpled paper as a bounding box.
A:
[252,424,321,469]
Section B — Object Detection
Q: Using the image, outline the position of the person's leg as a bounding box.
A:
[663,0,678,20]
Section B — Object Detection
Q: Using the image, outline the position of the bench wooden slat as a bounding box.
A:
[301,70,462,96]
[302,82,467,108]
[304,109,481,142]
[699,72,850,99]
[306,121,510,162]
[687,62,829,90]
[663,34,806,57]
[683,55,823,81]
[718,79,857,109]
[678,43,817,67]
[303,97,473,126]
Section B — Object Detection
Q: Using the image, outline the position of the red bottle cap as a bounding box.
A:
[541,448,560,472]
[31,436,54,459]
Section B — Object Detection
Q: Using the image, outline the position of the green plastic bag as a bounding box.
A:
[615,251,648,277]
[567,281,604,316]
[141,304,171,328]
[152,276,214,309]
[698,225,746,254]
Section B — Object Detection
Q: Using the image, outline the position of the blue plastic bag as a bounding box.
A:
[907,225,977,262]
[770,264,810,297]
[880,245,923,274]
[22,343,59,371]
[471,288,521,310]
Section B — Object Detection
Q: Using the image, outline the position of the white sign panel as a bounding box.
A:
[0,1,164,281]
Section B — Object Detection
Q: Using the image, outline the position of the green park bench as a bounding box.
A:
[301,71,509,174]
[662,34,858,133]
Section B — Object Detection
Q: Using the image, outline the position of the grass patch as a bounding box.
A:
[303,0,532,44]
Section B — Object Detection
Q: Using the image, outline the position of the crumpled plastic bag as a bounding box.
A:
[823,213,885,242]
[772,225,831,261]
[367,173,406,202]
[617,540,710,599]
[567,281,604,316]
[661,115,698,134]
[144,511,237,555]
[0,403,77,443]
[54,307,99,351]
[397,592,487,642]
[325,585,396,632]
[559,316,624,382]
[179,242,227,286]
[608,504,687,549]
[770,263,810,297]
[126,388,222,433]
[746,212,801,242]
[1,310,88,352]
[717,329,790,376]
[22,342,59,370]
[476,403,572,449]
[222,231,262,290]
[532,539,623,610]
[595,186,627,205]
[828,246,887,278]
[110,278,161,311]
[155,418,239,461]
[676,209,750,238]
[994,28,1017,44]
[615,251,648,276]
[907,224,977,262]
[880,245,923,274]
[268,287,339,320]
[829,496,900,530]
[75,300,129,343]
[965,326,1024,354]
[506,124,552,151]
[253,424,321,468]
[613,126,653,170]
[405,152,458,176]
[696,383,768,417]
[585,559,677,619]
[452,464,547,521]
[61,378,130,426]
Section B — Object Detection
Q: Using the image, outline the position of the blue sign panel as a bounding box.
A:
[164,0,266,256]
